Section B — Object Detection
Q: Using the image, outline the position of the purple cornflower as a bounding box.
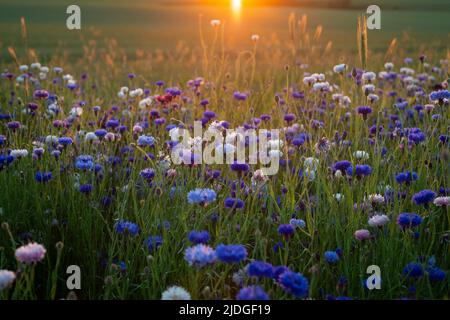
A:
[357,106,372,119]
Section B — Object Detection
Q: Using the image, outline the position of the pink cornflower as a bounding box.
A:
[354,229,371,241]
[15,242,46,264]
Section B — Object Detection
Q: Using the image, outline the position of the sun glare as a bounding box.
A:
[232,0,242,13]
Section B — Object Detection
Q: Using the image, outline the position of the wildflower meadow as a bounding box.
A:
[0,0,449,302]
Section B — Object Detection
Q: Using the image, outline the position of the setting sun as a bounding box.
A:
[232,0,242,12]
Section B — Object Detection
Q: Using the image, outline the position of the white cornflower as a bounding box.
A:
[367,194,385,205]
[334,193,344,202]
[19,65,29,72]
[10,149,28,158]
[251,34,260,42]
[63,74,73,81]
[368,214,390,227]
[353,150,369,160]
[304,157,319,171]
[252,169,269,184]
[70,107,83,117]
[84,132,98,142]
[129,88,144,98]
[303,76,316,85]
[362,84,375,94]
[138,97,152,109]
[161,286,191,300]
[400,67,415,75]
[384,62,394,70]
[433,196,450,207]
[333,64,346,74]
[362,71,376,82]
[30,62,41,69]
[210,19,221,27]
[312,82,331,92]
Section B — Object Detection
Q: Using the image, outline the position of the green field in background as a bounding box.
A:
[0,1,449,59]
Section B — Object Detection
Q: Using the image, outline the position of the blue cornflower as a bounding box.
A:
[346,164,372,177]
[187,188,217,205]
[403,262,424,279]
[188,230,210,244]
[278,224,295,239]
[236,286,269,300]
[215,244,247,263]
[137,135,155,147]
[395,171,418,184]
[58,137,73,146]
[290,218,306,228]
[412,189,436,205]
[397,213,422,228]
[324,251,340,263]
[75,155,94,170]
[0,135,6,146]
[273,266,291,282]
[427,267,446,282]
[79,184,93,194]
[405,127,426,144]
[140,168,155,181]
[278,271,309,298]
[333,160,352,172]
[95,129,108,138]
[224,197,245,209]
[429,89,450,102]
[184,244,216,268]
[145,235,163,252]
[105,119,120,129]
[247,261,274,278]
[115,220,140,236]
[35,171,52,183]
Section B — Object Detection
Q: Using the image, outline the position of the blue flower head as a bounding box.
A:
[403,262,424,279]
[187,188,217,205]
[145,235,163,252]
[215,244,247,264]
[412,189,436,205]
[397,213,422,228]
[115,220,140,236]
[324,251,340,263]
[247,261,274,278]
[236,286,269,300]
[188,230,210,244]
[278,271,309,298]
